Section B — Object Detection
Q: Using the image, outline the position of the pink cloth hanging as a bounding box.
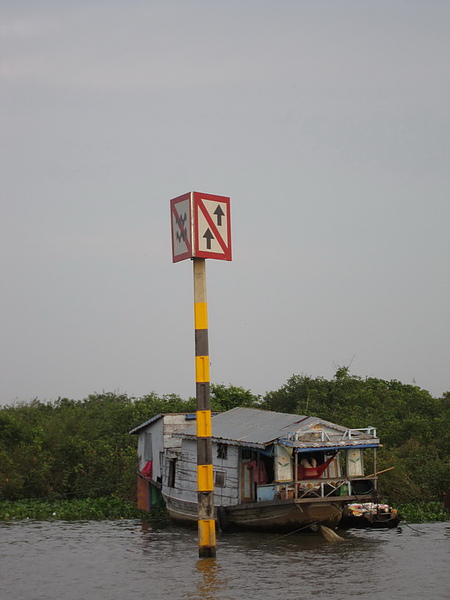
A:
[247,459,268,484]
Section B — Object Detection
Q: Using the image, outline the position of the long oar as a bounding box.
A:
[374,466,395,476]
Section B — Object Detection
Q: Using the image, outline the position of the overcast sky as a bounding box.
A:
[1,0,449,406]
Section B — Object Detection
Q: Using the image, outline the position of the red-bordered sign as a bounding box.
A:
[193,192,231,261]
[170,192,193,263]
[170,192,232,262]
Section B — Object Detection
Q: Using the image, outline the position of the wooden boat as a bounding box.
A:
[130,407,384,532]
[340,502,401,529]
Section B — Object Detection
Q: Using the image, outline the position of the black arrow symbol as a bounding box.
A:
[175,213,188,244]
[203,228,214,249]
[214,205,225,226]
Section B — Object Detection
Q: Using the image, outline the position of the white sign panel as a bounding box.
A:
[193,193,232,261]
[170,193,193,263]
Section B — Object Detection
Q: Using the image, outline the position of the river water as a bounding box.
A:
[0,519,448,600]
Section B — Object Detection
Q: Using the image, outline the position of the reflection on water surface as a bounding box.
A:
[0,520,448,600]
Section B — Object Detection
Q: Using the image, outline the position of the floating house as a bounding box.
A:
[130,407,381,531]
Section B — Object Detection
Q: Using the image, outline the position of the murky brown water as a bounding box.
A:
[0,520,448,600]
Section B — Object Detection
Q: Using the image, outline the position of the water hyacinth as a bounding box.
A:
[1,498,447,525]
[397,501,448,524]
[0,497,168,522]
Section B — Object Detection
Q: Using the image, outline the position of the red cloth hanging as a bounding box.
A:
[247,459,268,484]
[140,460,153,479]
[297,453,337,479]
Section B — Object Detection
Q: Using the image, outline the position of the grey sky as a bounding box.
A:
[1,0,449,405]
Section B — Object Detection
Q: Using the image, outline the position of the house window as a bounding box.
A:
[144,432,153,461]
[215,470,226,487]
[217,443,228,460]
[168,459,176,488]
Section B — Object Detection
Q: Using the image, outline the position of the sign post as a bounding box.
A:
[170,191,231,558]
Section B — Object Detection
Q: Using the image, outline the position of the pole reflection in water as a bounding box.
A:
[193,558,224,600]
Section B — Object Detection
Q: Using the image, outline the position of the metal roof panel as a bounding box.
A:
[179,407,309,446]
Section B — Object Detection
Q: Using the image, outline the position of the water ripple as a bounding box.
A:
[0,520,448,600]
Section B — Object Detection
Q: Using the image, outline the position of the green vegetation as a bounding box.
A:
[0,392,196,502]
[397,501,448,524]
[0,497,167,522]
[0,373,449,522]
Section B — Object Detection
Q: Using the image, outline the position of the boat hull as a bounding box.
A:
[163,493,343,533]
[223,499,342,532]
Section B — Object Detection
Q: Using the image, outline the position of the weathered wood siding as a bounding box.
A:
[212,443,240,505]
[137,414,191,480]
[136,419,164,473]
[166,438,197,504]
[163,414,186,451]
[163,439,240,506]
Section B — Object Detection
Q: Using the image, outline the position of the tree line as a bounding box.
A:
[0,370,449,507]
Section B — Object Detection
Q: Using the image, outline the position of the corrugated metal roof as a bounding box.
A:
[129,412,206,435]
[179,407,310,448]
[129,413,164,434]
[130,407,379,448]
[129,412,197,434]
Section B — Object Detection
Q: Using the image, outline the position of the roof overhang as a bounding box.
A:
[129,413,164,435]
[177,433,270,449]
[177,434,380,452]
[280,440,380,451]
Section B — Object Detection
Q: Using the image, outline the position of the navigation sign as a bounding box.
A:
[194,193,231,261]
[170,192,231,263]
[171,192,193,263]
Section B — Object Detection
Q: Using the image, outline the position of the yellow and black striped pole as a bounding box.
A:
[193,257,216,558]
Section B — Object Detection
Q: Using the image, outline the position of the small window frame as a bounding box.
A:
[217,443,228,460]
[144,432,153,461]
[214,470,226,488]
[168,459,176,488]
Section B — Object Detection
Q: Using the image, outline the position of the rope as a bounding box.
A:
[401,521,426,534]
[277,521,321,538]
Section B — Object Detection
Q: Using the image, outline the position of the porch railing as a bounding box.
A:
[256,476,377,502]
